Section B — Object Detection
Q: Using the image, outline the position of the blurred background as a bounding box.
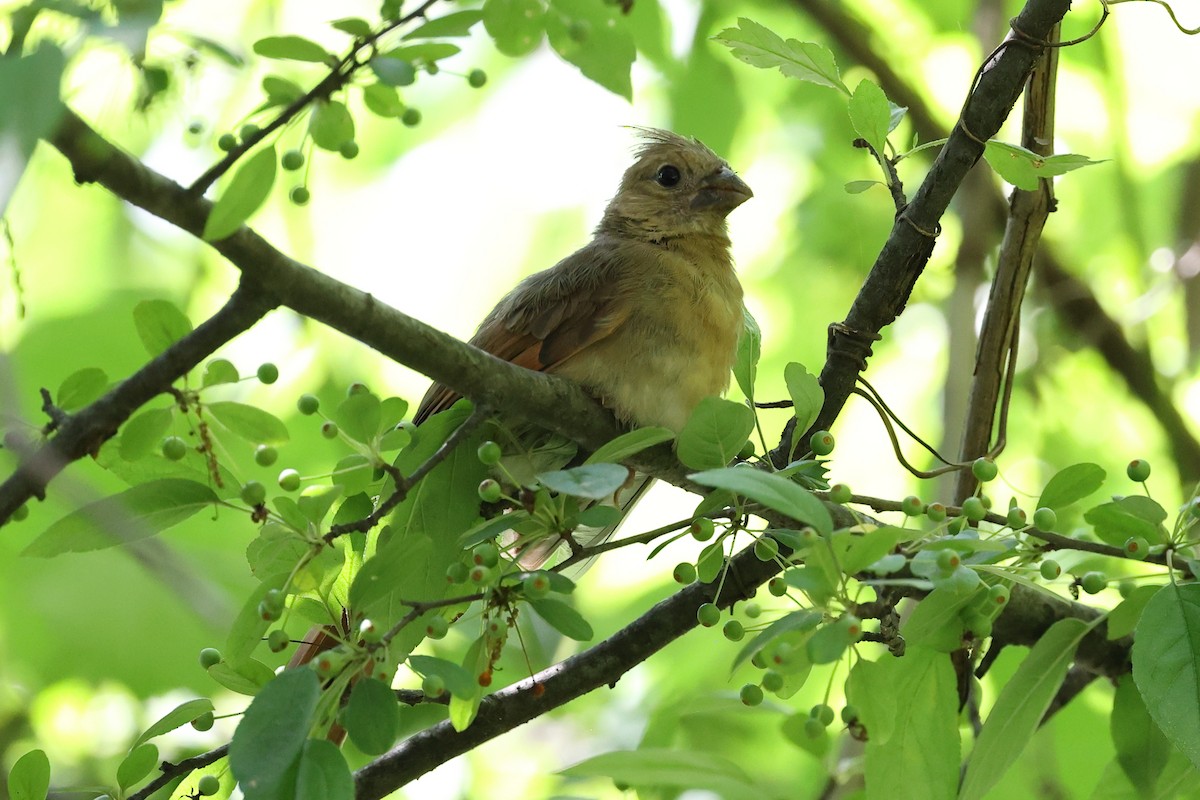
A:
[1,0,1199,796]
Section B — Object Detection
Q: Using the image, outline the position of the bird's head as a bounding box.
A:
[598,128,753,243]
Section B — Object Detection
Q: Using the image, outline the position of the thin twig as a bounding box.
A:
[128,744,230,800]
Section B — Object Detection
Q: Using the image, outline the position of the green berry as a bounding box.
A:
[1126,459,1151,482]
[936,548,961,574]
[240,480,266,506]
[425,615,450,638]
[1081,571,1108,595]
[339,140,360,159]
[425,62,440,75]
[926,502,947,522]
[469,565,493,584]
[401,108,422,127]
[290,185,311,205]
[971,457,998,482]
[523,572,551,598]
[11,504,28,522]
[445,562,469,584]
[472,542,500,567]
[217,132,237,151]
[961,496,986,522]
[359,618,382,643]
[161,435,187,461]
[738,440,756,460]
[477,441,502,465]
[197,774,220,796]
[761,670,784,692]
[901,495,924,516]
[743,602,762,619]
[262,588,285,613]
[768,577,788,597]
[422,674,446,698]
[255,444,278,466]
[988,584,1010,607]
[690,517,715,541]
[722,620,745,641]
[1006,506,1027,529]
[750,651,767,669]
[1118,579,1138,599]
[753,536,779,561]
[839,614,863,641]
[199,647,222,668]
[347,382,369,396]
[810,430,835,456]
[191,711,215,731]
[268,629,290,652]
[257,599,280,621]
[187,120,204,135]
[297,393,320,415]
[739,683,764,706]
[840,705,859,724]
[696,602,721,627]
[277,468,301,492]
[467,68,488,88]
[256,362,279,384]
[281,149,305,171]
[672,562,697,584]
[478,478,502,503]
[1039,559,1061,580]
[1033,507,1057,530]
[321,421,339,439]
[1124,536,1150,560]
[803,717,825,738]
[239,123,260,141]
[811,703,835,726]
[829,483,852,504]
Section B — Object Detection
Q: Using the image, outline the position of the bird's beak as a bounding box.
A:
[691,165,753,213]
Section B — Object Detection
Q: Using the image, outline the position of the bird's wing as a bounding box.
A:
[413,241,633,423]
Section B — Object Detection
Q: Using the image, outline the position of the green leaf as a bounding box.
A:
[1085,498,1169,547]
[330,454,372,495]
[208,657,275,696]
[585,427,674,465]
[483,0,546,57]
[56,367,107,410]
[296,740,353,800]
[117,742,158,790]
[229,669,320,797]
[839,525,912,576]
[341,678,400,755]
[689,467,832,534]
[538,463,629,500]
[960,618,1092,800]
[202,358,240,386]
[899,586,976,651]
[845,180,881,194]
[362,83,404,118]
[529,597,593,640]
[579,504,622,528]
[713,18,848,93]
[408,654,477,699]
[458,510,529,549]
[133,299,193,357]
[846,646,958,800]
[119,406,173,461]
[1112,673,1170,794]
[1107,584,1160,640]
[8,749,50,800]
[133,698,215,748]
[848,78,889,155]
[1037,463,1105,512]
[335,393,382,444]
[262,75,305,105]
[226,577,288,663]
[733,306,761,401]
[545,0,635,100]
[331,17,372,37]
[1134,582,1200,770]
[23,478,217,556]
[252,35,331,63]
[203,145,277,241]
[385,43,461,63]
[403,9,483,38]
[207,400,290,445]
[784,362,824,446]
[369,56,417,87]
[983,141,1105,191]
[731,609,821,671]
[246,524,309,580]
[298,484,342,527]
[560,749,769,800]
[677,397,754,470]
[308,101,355,151]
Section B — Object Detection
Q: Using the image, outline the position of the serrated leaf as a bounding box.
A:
[784,362,824,447]
[206,400,289,445]
[369,56,416,87]
[119,406,173,461]
[362,82,404,118]
[8,749,50,800]
[483,0,545,56]
[677,397,754,470]
[404,9,483,38]
[308,101,355,151]
[331,17,372,37]
[983,141,1105,191]
[585,427,674,465]
[341,678,400,755]
[247,523,309,579]
[202,145,277,241]
[960,618,1092,800]
[538,463,628,500]
[1133,583,1200,770]
[689,467,832,534]
[262,75,305,105]
[133,299,193,357]
[229,669,320,796]
[56,367,107,410]
[848,78,889,155]
[561,749,767,800]
[133,698,214,749]
[1085,498,1168,547]
[23,478,217,556]
[529,597,593,640]
[1037,463,1105,512]
[117,742,158,790]
[298,484,342,526]
[208,657,276,696]
[733,306,761,401]
[713,17,848,93]
[545,0,634,99]
[253,35,331,63]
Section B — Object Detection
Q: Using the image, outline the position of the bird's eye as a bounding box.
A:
[655,164,682,188]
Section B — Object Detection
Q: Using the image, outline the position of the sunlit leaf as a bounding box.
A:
[307,101,355,150]
[848,78,889,155]
[784,362,823,448]
[133,299,193,357]
[133,698,215,749]
[56,367,107,410]
[403,10,483,39]
[713,17,848,93]
[677,397,754,470]
[8,749,50,800]
[483,0,545,56]
[202,145,277,241]
[733,306,761,401]
[207,400,289,445]
[984,141,1105,191]
[252,35,331,63]
[1037,463,1105,512]
[689,467,832,534]
[117,743,158,790]
[545,0,634,100]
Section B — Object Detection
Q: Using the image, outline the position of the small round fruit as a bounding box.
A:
[811,703,835,726]
[768,577,788,597]
[425,62,440,75]
[926,502,947,523]
[268,629,290,652]
[936,549,961,574]
[425,615,450,639]
[191,711,215,731]
[1039,559,1061,580]
[901,495,924,516]
[829,483,852,504]
[346,382,369,396]
[277,468,301,492]
[339,140,360,159]
[445,562,469,584]
[963,611,992,638]
[754,536,779,561]
[262,588,285,614]
[187,120,204,135]
[281,149,305,171]
[199,647,222,668]
[988,584,1010,607]
[401,107,422,127]
[1006,507,1027,529]
[738,440,756,460]
[1124,536,1150,560]
[971,457,998,482]
[722,620,744,641]
[257,600,280,622]
[810,430,835,456]
[162,436,187,461]
[467,68,488,88]
[961,497,986,522]
[320,421,339,439]
[477,441,502,465]
[256,362,279,384]
[1126,459,1151,482]
[743,602,762,619]
[239,123,260,141]
[422,674,446,698]
[240,480,266,506]
[739,683,764,706]
[690,517,715,541]
[523,572,551,598]
[254,444,278,466]
[840,704,860,724]
[358,618,382,643]
[839,614,863,640]
[290,186,311,206]
[696,602,721,627]
[803,717,825,738]
[761,670,784,693]
[217,132,237,151]
[1081,571,1108,595]
[11,504,28,522]
[672,562,697,584]
[472,542,500,567]
[478,478,502,503]
[750,651,767,669]
[469,565,493,584]
[197,774,220,796]
[297,393,320,415]
[1033,507,1057,530]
